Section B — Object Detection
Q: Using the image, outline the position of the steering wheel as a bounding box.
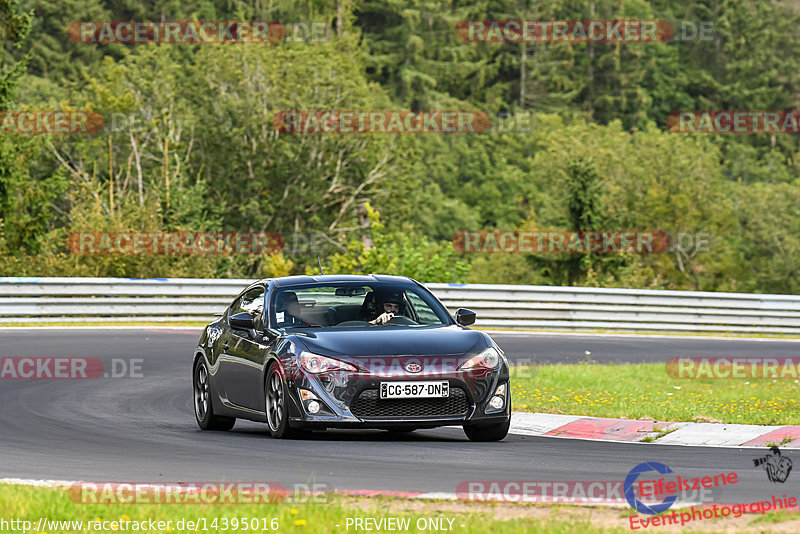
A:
[334,320,371,327]
[386,315,418,326]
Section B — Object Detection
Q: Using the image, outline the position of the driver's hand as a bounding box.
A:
[370,312,394,325]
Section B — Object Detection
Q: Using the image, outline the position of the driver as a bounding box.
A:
[369,291,404,325]
[276,291,307,326]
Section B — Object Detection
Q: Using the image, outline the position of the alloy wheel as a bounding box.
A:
[266,370,284,432]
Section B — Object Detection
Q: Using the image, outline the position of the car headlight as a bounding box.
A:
[458,347,503,370]
[299,351,357,374]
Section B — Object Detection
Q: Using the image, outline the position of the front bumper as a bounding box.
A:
[285,363,511,429]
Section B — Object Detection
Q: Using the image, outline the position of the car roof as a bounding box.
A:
[260,274,417,287]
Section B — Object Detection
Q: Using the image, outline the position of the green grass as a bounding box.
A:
[5,483,800,533]
[638,425,679,443]
[0,484,630,534]
[750,509,800,525]
[511,363,800,426]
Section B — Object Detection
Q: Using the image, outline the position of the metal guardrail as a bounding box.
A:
[0,277,250,324]
[426,284,800,334]
[0,277,798,334]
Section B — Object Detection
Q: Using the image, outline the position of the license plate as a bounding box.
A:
[380,381,449,399]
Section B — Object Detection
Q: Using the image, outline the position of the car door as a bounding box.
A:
[218,286,269,412]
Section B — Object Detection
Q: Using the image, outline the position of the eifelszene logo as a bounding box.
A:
[625,462,678,515]
[625,462,739,516]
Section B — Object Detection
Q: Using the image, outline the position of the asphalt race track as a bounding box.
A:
[1,327,799,503]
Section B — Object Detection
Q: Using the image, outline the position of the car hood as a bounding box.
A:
[289,325,489,358]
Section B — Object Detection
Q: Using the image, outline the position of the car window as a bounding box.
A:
[406,291,440,324]
[269,283,450,328]
[230,287,265,330]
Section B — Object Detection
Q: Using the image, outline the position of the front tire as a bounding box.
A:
[265,363,300,439]
[194,359,236,431]
[463,418,510,442]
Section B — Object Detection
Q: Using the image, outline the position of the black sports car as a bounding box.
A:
[192,275,511,441]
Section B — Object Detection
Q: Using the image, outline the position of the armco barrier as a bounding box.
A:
[0,277,798,334]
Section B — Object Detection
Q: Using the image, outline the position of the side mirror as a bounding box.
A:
[455,308,477,326]
[263,328,280,341]
[229,311,255,330]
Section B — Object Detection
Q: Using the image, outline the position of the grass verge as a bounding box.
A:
[0,484,624,534]
[4,484,800,533]
[511,363,800,426]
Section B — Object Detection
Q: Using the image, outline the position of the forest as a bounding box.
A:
[1,0,798,293]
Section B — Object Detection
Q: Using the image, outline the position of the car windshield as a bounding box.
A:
[270,283,451,329]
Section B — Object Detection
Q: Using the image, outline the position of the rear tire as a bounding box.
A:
[265,363,303,439]
[463,418,510,442]
[194,359,236,431]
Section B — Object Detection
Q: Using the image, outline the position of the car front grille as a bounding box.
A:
[350,388,470,419]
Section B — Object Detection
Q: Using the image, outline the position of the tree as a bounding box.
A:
[564,157,603,284]
[0,0,60,255]
[321,204,470,282]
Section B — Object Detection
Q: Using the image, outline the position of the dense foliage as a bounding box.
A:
[1,0,798,291]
